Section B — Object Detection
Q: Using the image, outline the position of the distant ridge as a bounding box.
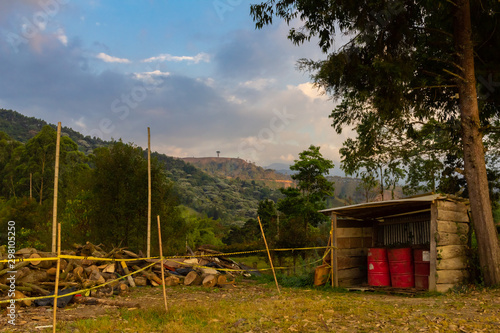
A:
[182,157,294,189]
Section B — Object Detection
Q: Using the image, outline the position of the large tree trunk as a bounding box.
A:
[454,0,500,286]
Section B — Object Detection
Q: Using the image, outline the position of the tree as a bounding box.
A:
[89,140,185,252]
[278,145,334,235]
[251,0,500,286]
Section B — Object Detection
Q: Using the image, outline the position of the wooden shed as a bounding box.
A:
[319,194,471,292]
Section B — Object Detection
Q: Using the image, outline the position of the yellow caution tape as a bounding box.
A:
[0,246,333,264]
[0,262,156,305]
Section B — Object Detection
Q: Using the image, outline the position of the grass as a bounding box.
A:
[47,282,500,333]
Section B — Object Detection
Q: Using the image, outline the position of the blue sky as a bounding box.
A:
[0,0,351,173]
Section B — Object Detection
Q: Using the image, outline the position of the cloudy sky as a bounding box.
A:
[0,0,352,174]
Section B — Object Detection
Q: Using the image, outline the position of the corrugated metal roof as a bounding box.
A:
[319,194,464,220]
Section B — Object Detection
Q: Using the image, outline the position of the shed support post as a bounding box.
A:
[429,202,438,291]
[330,212,338,287]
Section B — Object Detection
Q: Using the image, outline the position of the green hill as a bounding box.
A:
[0,109,107,154]
[0,108,283,223]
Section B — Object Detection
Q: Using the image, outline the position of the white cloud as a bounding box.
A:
[280,154,295,162]
[289,82,328,100]
[56,28,68,46]
[133,70,170,85]
[142,52,210,64]
[240,78,276,91]
[72,117,87,131]
[96,52,131,63]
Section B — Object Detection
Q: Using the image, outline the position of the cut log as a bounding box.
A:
[0,283,33,293]
[134,276,147,286]
[202,274,217,288]
[39,281,78,287]
[217,275,227,286]
[84,265,99,274]
[122,250,140,258]
[102,263,116,273]
[73,296,140,308]
[436,269,469,284]
[59,260,74,281]
[184,271,202,286]
[15,248,37,257]
[435,232,468,246]
[20,282,50,296]
[436,209,469,222]
[437,200,468,213]
[132,265,163,285]
[18,270,49,284]
[199,267,219,276]
[14,290,31,307]
[437,257,468,270]
[437,245,468,260]
[118,282,129,294]
[120,262,136,288]
[437,221,469,235]
[29,253,42,266]
[0,261,30,276]
[164,275,180,286]
[73,266,84,279]
[46,267,58,276]
[89,270,105,285]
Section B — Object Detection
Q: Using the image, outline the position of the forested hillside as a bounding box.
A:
[0,109,107,154]
[0,109,410,256]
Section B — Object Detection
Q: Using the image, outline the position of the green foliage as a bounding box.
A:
[251,0,500,200]
[279,145,334,232]
[182,208,224,249]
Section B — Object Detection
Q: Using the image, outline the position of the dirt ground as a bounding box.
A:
[1,282,499,332]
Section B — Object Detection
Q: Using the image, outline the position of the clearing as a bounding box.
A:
[1,282,499,332]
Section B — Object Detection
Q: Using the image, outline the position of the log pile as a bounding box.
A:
[0,243,249,307]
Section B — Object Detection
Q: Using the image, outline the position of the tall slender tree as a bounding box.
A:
[251,0,500,284]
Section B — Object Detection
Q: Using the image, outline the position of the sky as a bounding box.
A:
[0,0,352,174]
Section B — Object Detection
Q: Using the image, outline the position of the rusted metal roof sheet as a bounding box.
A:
[319,194,465,220]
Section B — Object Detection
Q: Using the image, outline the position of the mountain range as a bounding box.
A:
[0,108,403,223]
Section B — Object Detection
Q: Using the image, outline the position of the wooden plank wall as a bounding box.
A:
[435,199,470,292]
[335,224,373,287]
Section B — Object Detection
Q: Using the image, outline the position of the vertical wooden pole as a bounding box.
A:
[257,216,280,294]
[30,173,32,200]
[429,201,438,292]
[157,215,168,312]
[331,213,338,287]
[52,222,61,333]
[51,122,61,253]
[147,127,151,257]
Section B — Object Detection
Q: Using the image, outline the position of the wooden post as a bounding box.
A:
[52,223,61,333]
[429,201,438,292]
[51,122,61,253]
[331,213,338,287]
[257,216,280,294]
[157,215,168,312]
[147,127,151,258]
[30,173,32,200]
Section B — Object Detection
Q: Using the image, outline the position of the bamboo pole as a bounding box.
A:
[257,216,280,294]
[157,215,168,312]
[52,223,61,333]
[51,122,61,253]
[330,215,334,287]
[147,127,151,258]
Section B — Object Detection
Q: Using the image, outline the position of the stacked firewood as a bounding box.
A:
[0,243,250,307]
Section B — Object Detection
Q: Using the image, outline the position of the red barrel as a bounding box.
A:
[367,248,390,286]
[413,249,430,290]
[388,248,414,288]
